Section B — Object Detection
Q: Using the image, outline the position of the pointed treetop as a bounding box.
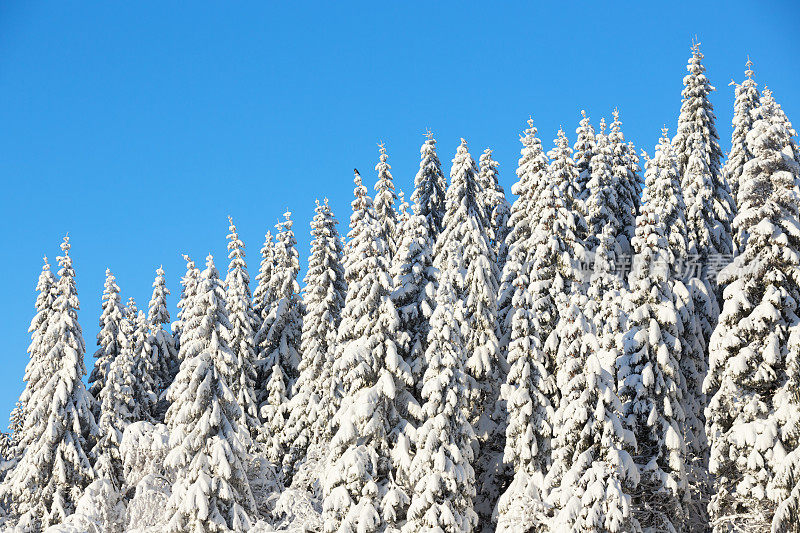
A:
[745,56,754,78]
[424,128,434,140]
[598,117,607,135]
[60,233,70,255]
[126,297,138,315]
[205,253,215,271]
[661,124,670,141]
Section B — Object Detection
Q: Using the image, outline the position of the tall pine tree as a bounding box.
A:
[374,142,399,258]
[322,170,413,532]
[89,269,125,403]
[403,255,478,533]
[1,236,98,531]
[165,255,256,532]
[705,84,800,532]
[672,41,735,286]
[225,217,260,438]
[411,130,447,238]
[282,199,346,479]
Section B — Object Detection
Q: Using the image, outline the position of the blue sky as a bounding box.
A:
[0,1,798,425]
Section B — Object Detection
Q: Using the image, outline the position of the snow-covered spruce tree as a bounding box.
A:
[403,254,479,533]
[132,308,158,422]
[88,268,124,404]
[396,188,410,234]
[498,160,587,529]
[434,138,503,526]
[547,127,581,214]
[322,170,414,532]
[730,88,800,256]
[165,254,256,532]
[772,326,800,533]
[94,303,138,493]
[479,148,512,267]
[609,108,642,254]
[672,41,734,287]
[642,127,712,527]
[618,205,689,531]
[225,217,260,437]
[391,201,437,409]
[174,254,200,359]
[573,110,596,203]
[147,266,177,406]
[704,85,800,532]
[282,199,346,480]
[8,401,24,448]
[374,142,399,257]
[256,211,303,393]
[495,119,554,528]
[585,119,627,259]
[496,272,555,531]
[727,59,760,250]
[252,230,276,329]
[1,259,57,481]
[544,294,640,533]
[260,363,288,466]
[1,236,98,531]
[411,130,448,238]
[497,118,550,373]
[13,257,58,444]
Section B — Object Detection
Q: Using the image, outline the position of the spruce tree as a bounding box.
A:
[14,257,58,446]
[608,108,642,252]
[174,255,200,359]
[672,41,735,285]
[147,265,177,418]
[498,118,550,371]
[252,230,276,328]
[727,59,760,235]
[322,170,413,532]
[94,304,137,491]
[403,257,478,533]
[547,127,581,213]
[479,148,512,267]
[257,211,303,393]
[644,128,712,526]
[411,130,447,238]
[704,84,800,531]
[435,138,503,525]
[260,363,288,466]
[131,307,158,422]
[89,268,125,402]
[618,205,689,531]
[585,119,627,258]
[1,236,98,531]
[499,153,587,527]
[391,202,437,408]
[225,217,260,437]
[545,296,640,532]
[573,110,596,202]
[373,142,399,257]
[165,255,255,532]
[282,199,346,478]
[396,188,410,234]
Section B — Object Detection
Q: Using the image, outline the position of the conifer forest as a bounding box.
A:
[2,43,800,533]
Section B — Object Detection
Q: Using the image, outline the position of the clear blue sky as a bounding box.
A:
[1,1,798,426]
